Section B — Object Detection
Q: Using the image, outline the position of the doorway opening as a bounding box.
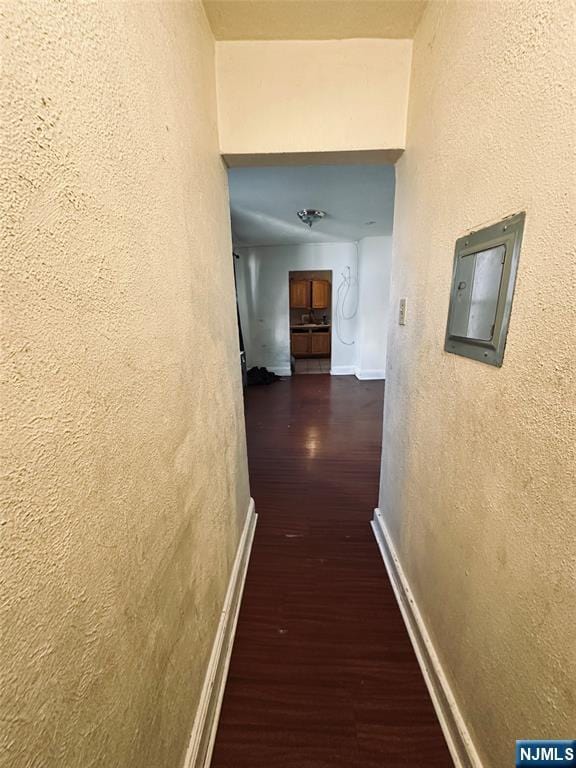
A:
[289,270,332,374]
[229,163,394,380]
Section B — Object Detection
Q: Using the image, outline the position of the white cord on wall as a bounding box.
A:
[335,248,359,346]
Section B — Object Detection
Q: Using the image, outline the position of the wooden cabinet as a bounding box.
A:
[290,332,310,357]
[290,278,330,309]
[289,279,310,308]
[291,328,331,358]
[311,280,330,309]
[310,330,331,356]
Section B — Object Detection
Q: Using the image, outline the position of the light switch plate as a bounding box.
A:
[399,298,407,325]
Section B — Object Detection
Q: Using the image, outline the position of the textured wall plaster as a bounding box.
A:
[216,39,412,157]
[0,2,250,767]
[379,1,576,765]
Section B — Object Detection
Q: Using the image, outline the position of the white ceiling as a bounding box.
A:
[203,1,427,40]
[228,164,396,247]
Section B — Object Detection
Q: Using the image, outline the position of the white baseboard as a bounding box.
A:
[183,498,257,768]
[371,509,484,768]
[355,368,386,380]
[330,365,355,376]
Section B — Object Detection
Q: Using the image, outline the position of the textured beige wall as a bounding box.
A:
[216,39,412,157]
[0,2,250,767]
[379,1,576,765]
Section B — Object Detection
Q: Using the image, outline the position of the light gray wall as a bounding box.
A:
[356,236,393,378]
[236,242,359,374]
[236,238,393,378]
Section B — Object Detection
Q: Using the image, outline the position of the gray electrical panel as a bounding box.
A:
[445,212,525,367]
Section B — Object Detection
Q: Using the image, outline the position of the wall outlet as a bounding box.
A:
[399,298,407,325]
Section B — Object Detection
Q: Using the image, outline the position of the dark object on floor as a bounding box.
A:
[247,366,281,385]
[290,354,296,374]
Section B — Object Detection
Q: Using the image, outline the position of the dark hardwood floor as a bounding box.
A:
[211,375,453,768]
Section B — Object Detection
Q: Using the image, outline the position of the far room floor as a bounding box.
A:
[293,357,331,374]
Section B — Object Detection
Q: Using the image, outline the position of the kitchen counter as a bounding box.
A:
[290,324,331,330]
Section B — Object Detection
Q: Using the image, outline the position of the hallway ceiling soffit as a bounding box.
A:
[203,0,427,41]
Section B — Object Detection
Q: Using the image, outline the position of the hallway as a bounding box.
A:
[211,376,452,768]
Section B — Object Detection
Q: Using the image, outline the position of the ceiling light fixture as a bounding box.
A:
[297,209,326,228]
